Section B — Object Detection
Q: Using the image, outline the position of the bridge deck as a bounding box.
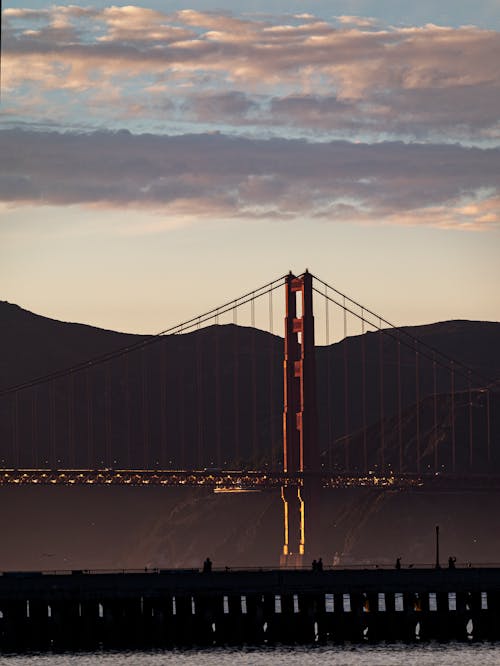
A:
[2,468,500,489]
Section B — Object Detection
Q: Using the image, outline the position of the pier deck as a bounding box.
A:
[1,567,500,649]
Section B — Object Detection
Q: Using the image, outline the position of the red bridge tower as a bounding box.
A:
[281,270,320,565]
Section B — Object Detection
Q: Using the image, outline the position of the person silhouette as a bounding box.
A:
[395,557,401,570]
[203,557,212,573]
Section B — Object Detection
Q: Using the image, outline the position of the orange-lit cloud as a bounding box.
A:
[2,7,500,141]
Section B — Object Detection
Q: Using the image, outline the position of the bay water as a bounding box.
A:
[2,644,500,665]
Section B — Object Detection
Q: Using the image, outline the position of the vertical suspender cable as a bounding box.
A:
[31,387,37,468]
[196,318,203,468]
[68,373,75,469]
[50,379,56,469]
[124,355,131,469]
[160,339,167,469]
[141,348,148,470]
[433,356,438,474]
[325,286,333,471]
[486,389,491,466]
[415,342,420,474]
[269,289,273,335]
[179,342,186,469]
[215,311,222,468]
[451,362,456,474]
[269,289,276,469]
[233,304,240,466]
[361,310,367,474]
[379,320,385,472]
[468,371,473,471]
[105,362,111,468]
[343,298,349,471]
[251,296,258,467]
[86,368,93,470]
[12,392,19,468]
[397,338,402,473]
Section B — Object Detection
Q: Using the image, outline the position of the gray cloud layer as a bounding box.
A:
[1,129,499,229]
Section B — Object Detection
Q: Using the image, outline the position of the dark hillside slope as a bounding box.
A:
[0,301,145,388]
[1,304,500,570]
[0,301,499,473]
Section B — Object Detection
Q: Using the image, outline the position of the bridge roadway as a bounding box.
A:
[2,566,500,649]
[1,468,500,490]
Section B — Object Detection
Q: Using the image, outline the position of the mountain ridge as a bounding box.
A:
[1,300,499,473]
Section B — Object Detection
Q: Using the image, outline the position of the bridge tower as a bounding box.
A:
[281,270,320,566]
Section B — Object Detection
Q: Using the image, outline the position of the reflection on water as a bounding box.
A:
[2,644,500,666]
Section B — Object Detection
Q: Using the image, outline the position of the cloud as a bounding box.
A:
[1,129,498,230]
[185,91,258,122]
[335,15,379,27]
[2,8,500,141]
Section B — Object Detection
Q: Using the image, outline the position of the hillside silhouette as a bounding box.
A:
[1,302,500,571]
[0,301,499,473]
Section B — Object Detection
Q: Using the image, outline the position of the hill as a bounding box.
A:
[0,301,499,473]
[1,302,500,570]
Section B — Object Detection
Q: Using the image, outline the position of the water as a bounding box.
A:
[2,645,500,666]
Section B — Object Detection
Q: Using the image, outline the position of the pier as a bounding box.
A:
[1,566,500,650]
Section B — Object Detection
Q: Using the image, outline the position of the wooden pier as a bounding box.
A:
[1,567,500,650]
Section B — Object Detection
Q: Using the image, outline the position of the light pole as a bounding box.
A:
[435,525,441,569]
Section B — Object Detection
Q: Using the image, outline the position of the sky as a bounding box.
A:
[1,0,499,335]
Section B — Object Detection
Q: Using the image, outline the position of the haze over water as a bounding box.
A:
[3,645,500,665]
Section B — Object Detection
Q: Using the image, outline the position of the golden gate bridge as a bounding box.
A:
[0,270,498,560]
